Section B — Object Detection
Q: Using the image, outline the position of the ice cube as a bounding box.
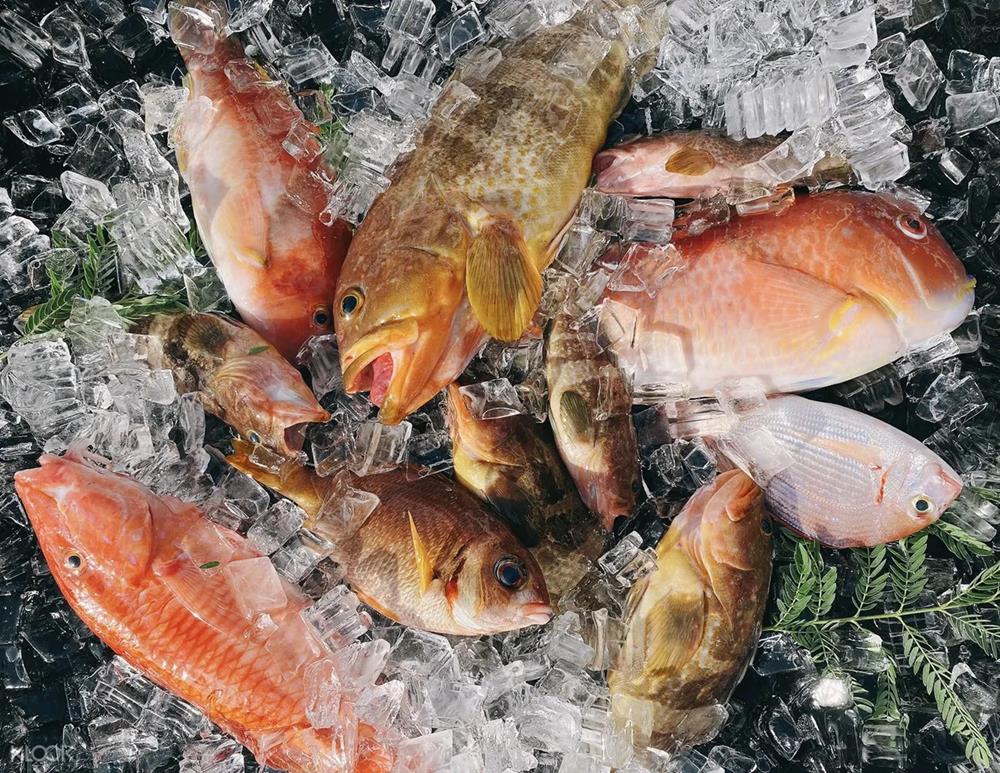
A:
[946,91,1000,134]
[142,84,189,135]
[222,557,289,620]
[906,0,947,30]
[3,109,62,147]
[938,148,973,184]
[331,638,390,694]
[895,40,944,111]
[387,628,457,680]
[41,5,90,69]
[849,138,910,188]
[487,1,544,40]
[621,198,675,245]
[301,585,371,649]
[823,6,877,50]
[271,530,333,582]
[247,499,306,554]
[179,735,245,773]
[458,379,528,420]
[872,32,908,74]
[861,718,908,765]
[436,6,487,62]
[282,35,339,84]
[913,371,987,426]
[349,419,411,476]
[0,9,52,70]
[395,731,455,771]
[224,0,273,33]
[895,332,960,376]
[315,476,380,542]
[598,532,657,587]
[107,200,196,292]
[515,695,582,753]
[764,698,804,760]
[753,633,816,676]
[707,746,756,773]
[719,426,795,486]
[355,678,405,727]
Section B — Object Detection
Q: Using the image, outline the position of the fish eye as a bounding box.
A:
[247,431,262,444]
[312,306,331,328]
[911,495,933,515]
[65,554,82,570]
[896,213,927,240]
[340,288,364,318]
[494,557,527,590]
[761,518,773,535]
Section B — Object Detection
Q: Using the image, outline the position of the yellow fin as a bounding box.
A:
[466,220,542,341]
[211,183,270,270]
[409,512,434,595]
[664,147,717,176]
[640,554,707,676]
[559,389,594,443]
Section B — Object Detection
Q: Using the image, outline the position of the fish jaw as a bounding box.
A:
[341,316,466,425]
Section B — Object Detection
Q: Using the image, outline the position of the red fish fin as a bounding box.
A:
[466,220,541,341]
[153,553,245,633]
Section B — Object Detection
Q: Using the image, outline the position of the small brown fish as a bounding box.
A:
[609,470,772,751]
[135,313,329,455]
[445,383,603,599]
[226,440,552,636]
[545,313,639,531]
[594,130,849,199]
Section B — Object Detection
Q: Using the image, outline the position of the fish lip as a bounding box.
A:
[518,602,554,626]
[281,413,329,454]
[341,318,421,395]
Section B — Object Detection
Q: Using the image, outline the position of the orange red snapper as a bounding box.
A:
[594,131,848,199]
[600,191,975,400]
[15,454,392,773]
[226,440,553,636]
[169,3,351,360]
[335,2,666,424]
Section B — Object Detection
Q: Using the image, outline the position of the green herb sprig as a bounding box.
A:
[766,521,998,767]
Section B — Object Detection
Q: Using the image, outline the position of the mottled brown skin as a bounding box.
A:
[136,313,329,455]
[545,313,639,530]
[336,4,651,424]
[226,441,551,636]
[609,471,772,751]
[445,384,604,600]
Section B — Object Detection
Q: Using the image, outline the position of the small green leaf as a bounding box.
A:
[247,345,269,355]
[199,561,220,570]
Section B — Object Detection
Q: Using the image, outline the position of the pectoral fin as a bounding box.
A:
[409,512,434,595]
[212,182,270,270]
[154,555,243,633]
[559,389,594,443]
[665,147,716,176]
[466,220,542,341]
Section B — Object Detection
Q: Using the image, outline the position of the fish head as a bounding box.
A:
[337,245,467,424]
[450,535,552,634]
[245,301,337,363]
[849,193,975,341]
[14,454,154,595]
[692,470,772,573]
[211,355,330,454]
[883,452,963,533]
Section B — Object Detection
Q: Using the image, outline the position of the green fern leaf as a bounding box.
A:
[949,561,1000,608]
[852,545,889,614]
[945,610,1000,658]
[930,520,993,561]
[773,542,817,628]
[872,658,901,721]
[889,535,928,611]
[24,286,76,335]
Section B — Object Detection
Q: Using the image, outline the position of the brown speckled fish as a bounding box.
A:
[445,383,603,599]
[170,2,351,360]
[545,313,639,531]
[226,440,552,636]
[135,313,329,455]
[609,470,772,752]
[337,2,667,424]
[594,130,849,199]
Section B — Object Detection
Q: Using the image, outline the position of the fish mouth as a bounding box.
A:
[342,317,451,425]
[518,602,554,627]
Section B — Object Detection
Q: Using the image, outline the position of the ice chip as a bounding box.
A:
[895,40,944,111]
[223,557,288,619]
[301,585,371,649]
[598,532,657,587]
[3,109,62,147]
[247,499,306,554]
[946,91,1000,134]
[281,35,339,84]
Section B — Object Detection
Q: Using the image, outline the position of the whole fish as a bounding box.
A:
[600,191,975,399]
[226,440,553,635]
[134,312,329,455]
[594,130,848,199]
[545,313,639,531]
[445,384,602,599]
[722,395,962,548]
[169,2,351,360]
[15,454,393,773]
[336,2,667,424]
[609,470,772,751]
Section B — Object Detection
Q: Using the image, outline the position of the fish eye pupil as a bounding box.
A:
[247,431,262,444]
[313,308,329,326]
[913,497,931,513]
[494,558,526,589]
[340,290,363,317]
[761,518,773,535]
[908,217,921,230]
[66,554,81,569]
